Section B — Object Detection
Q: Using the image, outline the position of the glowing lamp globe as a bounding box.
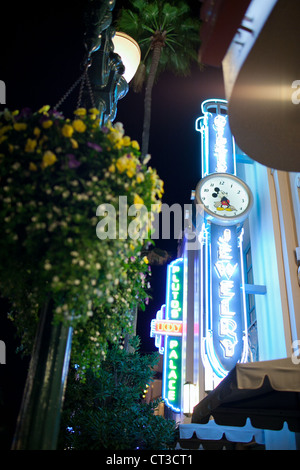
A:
[112,32,141,83]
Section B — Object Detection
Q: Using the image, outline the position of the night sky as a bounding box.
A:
[0,0,225,447]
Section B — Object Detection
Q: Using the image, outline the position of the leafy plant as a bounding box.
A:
[58,337,177,450]
[0,105,163,370]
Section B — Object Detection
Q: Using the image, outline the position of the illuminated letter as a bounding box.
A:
[220,339,236,358]
[169,349,178,360]
[219,318,237,343]
[169,380,176,390]
[168,370,178,380]
[171,300,180,309]
[215,261,238,280]
[219,280,235,298]
[220,298,236,317]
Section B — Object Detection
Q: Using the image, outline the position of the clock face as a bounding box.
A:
[195,173,253,225]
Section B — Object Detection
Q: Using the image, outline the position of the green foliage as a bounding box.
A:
[0,106,163,370]
[116,0,201,81]
[58,338,178,450]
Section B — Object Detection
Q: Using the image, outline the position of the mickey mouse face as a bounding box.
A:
[212,187,220,198]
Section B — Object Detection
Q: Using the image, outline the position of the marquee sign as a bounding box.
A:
[150,258,184,413]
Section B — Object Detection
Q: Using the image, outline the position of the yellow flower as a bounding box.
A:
[116,155,128,173]
[72,119,87,133]
[0,125,12,136]
[33,127,41,138]
[70,138,78,149]
[25,138,37,153]
[126,159,137,178]
[136,172,145,183]
[88,108,100,115]
[88,108,100,120]
[38,105,50,114]
[121,136,131,147]
[74,108,87,117]
[152,201,162,213]
[133,194,144,206]
[131,140,140,150]
[143,256,149,264]
[13,122,27,131]
[29,162,38,171]
[62,124,74,138]
[92,118,100,128]
[42,120,53,129]
[41,150,57,169]
[108,163,115,173]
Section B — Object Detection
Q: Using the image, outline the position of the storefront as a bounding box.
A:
[150,98,300,450]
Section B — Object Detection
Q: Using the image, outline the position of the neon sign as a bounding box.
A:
[154,320,183,335]
[196,99,236,177]
[200,223,248,378]
[213,115,229,173]
[150,258,184,412]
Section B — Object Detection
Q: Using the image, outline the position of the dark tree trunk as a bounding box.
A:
[141,42,162,156]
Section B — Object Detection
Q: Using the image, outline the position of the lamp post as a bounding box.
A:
[11,1,140,450]
[85,27,140,126]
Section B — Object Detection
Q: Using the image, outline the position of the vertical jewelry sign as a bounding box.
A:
[196,99,249,382]
[150,258,184,413]
[210,224,246,373]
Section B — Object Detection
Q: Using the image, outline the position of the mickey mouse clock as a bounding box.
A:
[195,173,253,225]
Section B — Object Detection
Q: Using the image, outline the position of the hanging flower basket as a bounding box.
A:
[0,105,164,369]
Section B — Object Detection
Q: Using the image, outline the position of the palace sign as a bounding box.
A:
[150,258,184,413]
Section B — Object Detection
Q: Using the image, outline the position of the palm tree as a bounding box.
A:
[116,0,201,156]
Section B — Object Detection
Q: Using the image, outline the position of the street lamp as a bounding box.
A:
[86,28,140,125]
[183,382,197,417]
[112,32,141,83]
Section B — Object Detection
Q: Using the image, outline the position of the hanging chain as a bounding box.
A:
[53,71,86,111]
[85,69,96,109]
[54,62,96,112]
[76,71,87,110]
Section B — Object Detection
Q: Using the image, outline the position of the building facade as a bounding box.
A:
[150,98,300,449]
